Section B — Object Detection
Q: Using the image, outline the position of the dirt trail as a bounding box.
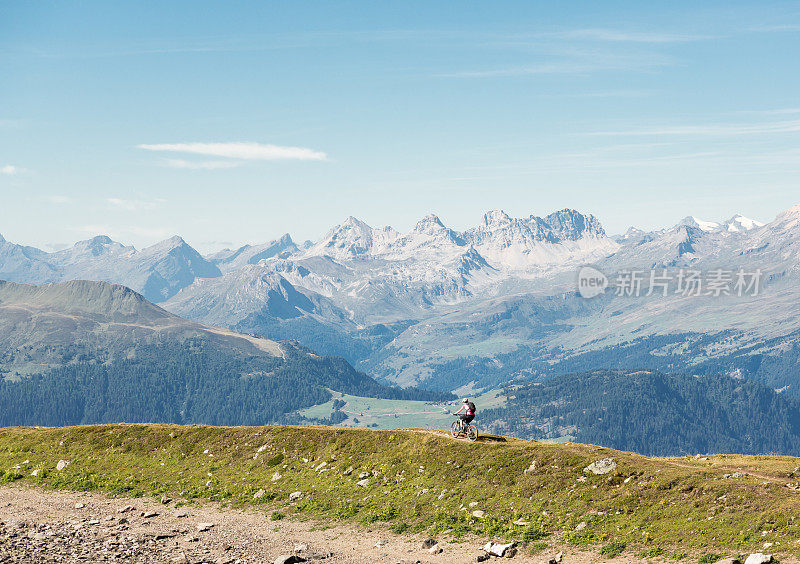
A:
[661,459,795,485]
[0,485,620,564]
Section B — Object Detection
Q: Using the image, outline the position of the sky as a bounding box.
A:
[1,1,799,253]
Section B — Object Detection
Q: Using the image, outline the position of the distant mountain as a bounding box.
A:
[162,209,617,373]
[483,369,800,456]
[676,214,763,233]
[722,213,764,232]
[0,234,220,302]
[157,205,800,392]
[0,279,281,376]
[208,234,298,273]
[2,206,794,396]
[0,234,57,284]
[0,279,449,426]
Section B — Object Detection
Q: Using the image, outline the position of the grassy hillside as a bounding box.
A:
[0,279,282,377]
[2,425,800,560]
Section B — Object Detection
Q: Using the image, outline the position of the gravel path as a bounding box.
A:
[6,484,771,564]
[0,485,572,563]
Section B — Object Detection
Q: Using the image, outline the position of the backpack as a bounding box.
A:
[467,401,477,414]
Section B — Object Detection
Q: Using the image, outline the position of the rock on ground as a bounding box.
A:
[584,458,616,475]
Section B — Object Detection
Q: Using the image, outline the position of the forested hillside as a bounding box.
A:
[0,280,450,426]
[482,369,800,456]
[0,341,449,427]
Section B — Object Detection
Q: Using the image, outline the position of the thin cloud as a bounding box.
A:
[138,142,329,161]
[552,29,712,43]
[440,51,674,78]
[72,224,115,236]
[749,24,800,32]
[107,197,161,211]
[163,158,243,170]
[584,119,800,137]
[735,108,800,116]
[1,165,22,175]
[43,195,72,205]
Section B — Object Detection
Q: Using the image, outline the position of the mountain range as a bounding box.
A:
[0,279,447,426]
[0,234,220,302]
[2,206,796,397]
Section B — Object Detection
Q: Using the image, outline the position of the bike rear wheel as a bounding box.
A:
[451,420,461,438]
[466,425,478,442]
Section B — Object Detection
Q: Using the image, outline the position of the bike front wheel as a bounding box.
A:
[451,420,461,438]
[466,425,478,442]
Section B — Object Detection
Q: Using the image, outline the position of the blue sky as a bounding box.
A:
[1,1,799,252]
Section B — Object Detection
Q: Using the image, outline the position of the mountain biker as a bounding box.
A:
[453,398,476,427]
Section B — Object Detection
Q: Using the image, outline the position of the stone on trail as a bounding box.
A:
[744,554,773,564]
[294,543,308,553]
[143,511,159,518]
[483,542,516,557]
[118,505,135,513]
[584,458,616,475]
[274,556,306,564]
[422,539,438,549]
[74,503,85,509]
[476,554,490,562]
[289,491,303,501]
[548,551,564,564]
[358,471,370,479]
[472,510,485,519]
[253,489,266,499]
[575,521,587,531]
[56,460,70,471]
[343,466,353,475]
[160,496,172,504]
[428,544,443,554]
[357,479,370,487]
[197,522,215,532]
[30,469,40,477]
[272,471,282,482]
[504,547,518,558]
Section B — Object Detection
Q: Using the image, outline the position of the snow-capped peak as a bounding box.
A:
[75,235,126,256]
[341,215,371,230]
[776,204,800,220]
[677,216,721,232]
[142,235,189,253]
[623,227,645,238]
[307,216,398,260]
[722,214,764,232]
[414,213,446,234]
[677,214,764,233]
[772,204,800,230]
[482,209,512,228]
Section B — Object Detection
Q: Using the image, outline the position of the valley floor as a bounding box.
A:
[0,485,670,564]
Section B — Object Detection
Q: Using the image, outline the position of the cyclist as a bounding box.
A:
[453,398,476,428]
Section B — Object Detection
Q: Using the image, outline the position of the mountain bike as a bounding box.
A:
[451,416,479,442]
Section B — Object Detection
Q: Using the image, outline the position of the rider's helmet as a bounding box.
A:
[462,398,469,403]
